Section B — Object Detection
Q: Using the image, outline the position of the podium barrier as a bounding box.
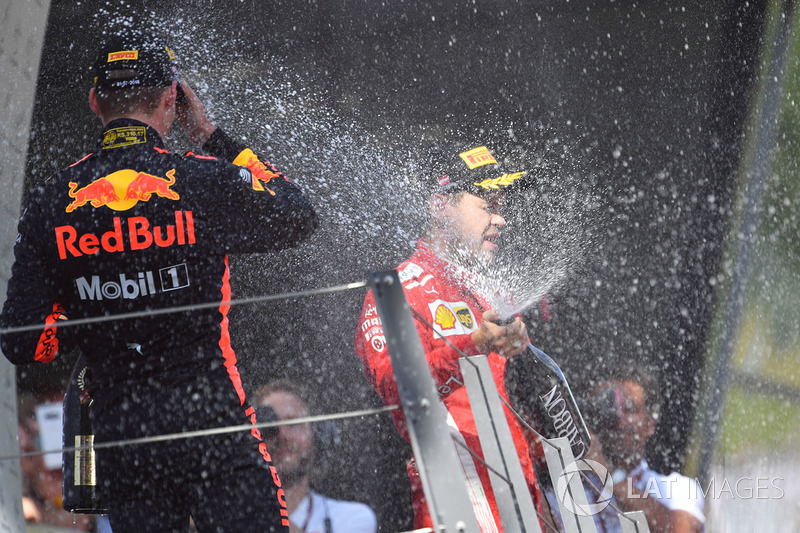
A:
[460,355,543,532]
[372,268,653,533]
[370,270,480,532]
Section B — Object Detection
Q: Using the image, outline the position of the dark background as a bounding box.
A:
[18,0,768,529]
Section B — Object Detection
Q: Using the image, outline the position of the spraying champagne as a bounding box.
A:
[504,342,591,461]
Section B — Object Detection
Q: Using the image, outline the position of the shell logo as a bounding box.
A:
[434,304,457,330]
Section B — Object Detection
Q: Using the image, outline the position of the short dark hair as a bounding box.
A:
[438,189,467,202]
[606,364,661,419]
[94,82,168,119]
[253,379,314,414]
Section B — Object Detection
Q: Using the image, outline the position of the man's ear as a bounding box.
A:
[88,88,102,119]
[644,413,657,440]
[429,193,449,219]
[163,81,177,108]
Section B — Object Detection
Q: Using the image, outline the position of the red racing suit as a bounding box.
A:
[355,239,542,532]
[0,119,317,532]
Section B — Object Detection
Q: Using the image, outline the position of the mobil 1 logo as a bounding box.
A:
[159,263,189,292]
[75,263,191,301]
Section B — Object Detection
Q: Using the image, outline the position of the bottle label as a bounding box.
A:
[539,384,587,459]
[74,435,97,486]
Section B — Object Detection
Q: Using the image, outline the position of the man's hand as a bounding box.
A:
[175,81,217,145]
[22,496,41,522]
[471,309,528,358]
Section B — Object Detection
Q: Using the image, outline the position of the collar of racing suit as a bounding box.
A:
[414,238,498,312]
[98,118,167,152]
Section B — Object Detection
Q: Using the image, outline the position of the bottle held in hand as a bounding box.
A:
[505,344,591,460]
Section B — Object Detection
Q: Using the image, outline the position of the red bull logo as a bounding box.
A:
[65,179,119,212]
[232,148,282,196]
[66,169,179,213]
[55,210,195,260]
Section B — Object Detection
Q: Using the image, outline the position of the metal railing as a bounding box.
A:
[370,269,651,533]
[0,269,654,533]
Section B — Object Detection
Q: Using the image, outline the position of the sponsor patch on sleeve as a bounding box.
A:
[398,262,424,284]
[360,315,386,353]
[427,300,477,337]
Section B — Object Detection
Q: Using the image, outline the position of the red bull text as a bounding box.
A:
[55,210,195,260]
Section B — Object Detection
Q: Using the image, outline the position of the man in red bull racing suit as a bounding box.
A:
[355,144,543,532]
[0,31,317,532]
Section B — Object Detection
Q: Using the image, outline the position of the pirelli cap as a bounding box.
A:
[93,31,179,90]
[429,144,529,195]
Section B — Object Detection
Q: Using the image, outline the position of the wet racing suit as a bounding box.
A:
[0,118,318,532]
[355,239,542,532]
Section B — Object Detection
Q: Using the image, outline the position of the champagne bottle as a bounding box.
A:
[505,344,591,461]
[62,356,106,514]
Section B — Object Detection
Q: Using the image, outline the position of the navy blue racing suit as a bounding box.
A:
[0,118,318,532]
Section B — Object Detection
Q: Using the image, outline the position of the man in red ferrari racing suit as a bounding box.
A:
[0,31,317,532]
[355,144,543,532]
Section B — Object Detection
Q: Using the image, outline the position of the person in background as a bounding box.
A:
[17,391,93,531]
[0,28,317,532]
[253,380,378,533]
[355,143,542,532]
[572,366,706,533]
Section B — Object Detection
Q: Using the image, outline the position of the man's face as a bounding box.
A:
[437,191,506,264]
[596,379,656,469]
[259,390,315,486]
